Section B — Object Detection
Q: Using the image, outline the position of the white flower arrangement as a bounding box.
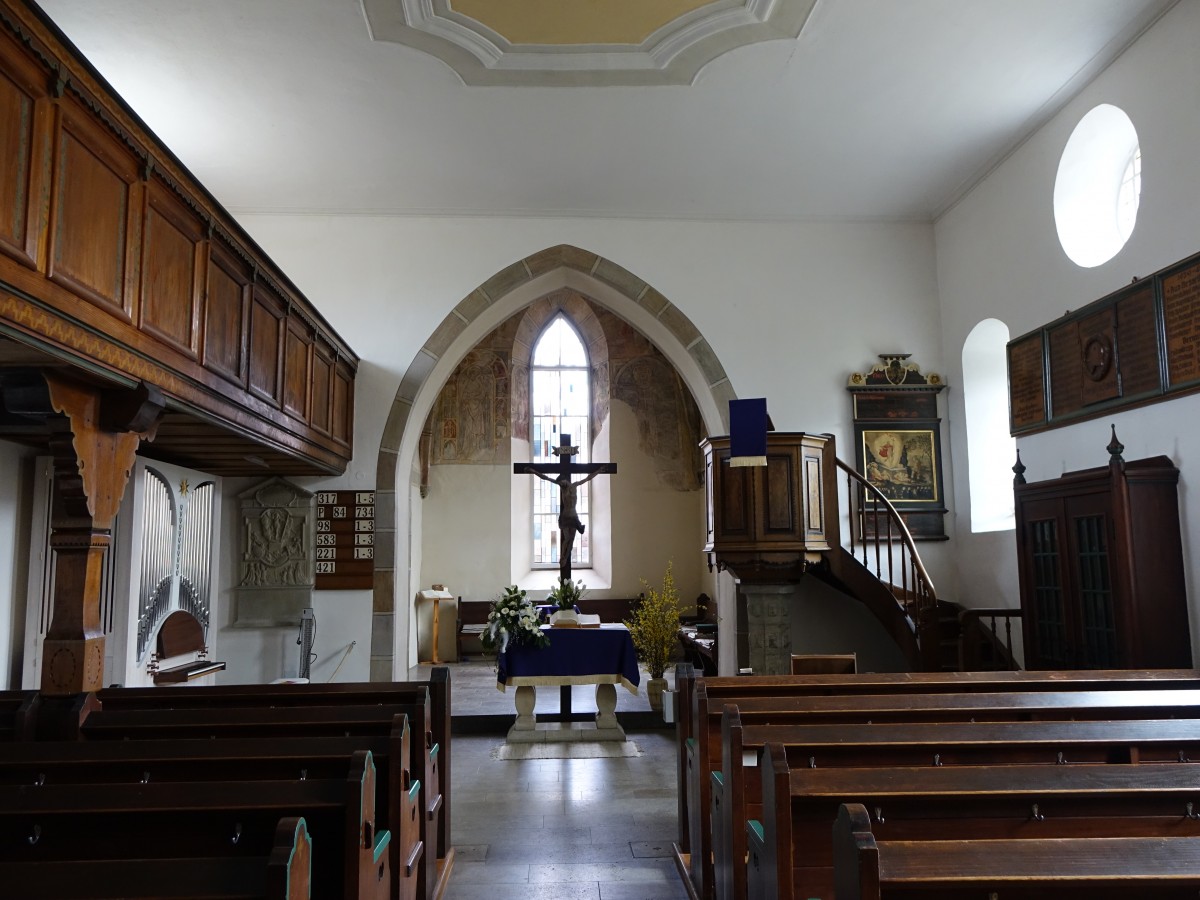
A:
[481,585,550,655]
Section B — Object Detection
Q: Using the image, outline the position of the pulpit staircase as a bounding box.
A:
[702,431,1018,673]
[819,458,1017,672]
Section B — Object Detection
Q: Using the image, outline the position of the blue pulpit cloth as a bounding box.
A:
[497,625,641,694]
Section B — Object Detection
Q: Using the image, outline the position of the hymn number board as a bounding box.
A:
[314,491,375,589]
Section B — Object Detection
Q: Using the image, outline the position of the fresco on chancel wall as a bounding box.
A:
[425,296,702,492]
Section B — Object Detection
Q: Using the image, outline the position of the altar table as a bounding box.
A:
[497,624,640,743]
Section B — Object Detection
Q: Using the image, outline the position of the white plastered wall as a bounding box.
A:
[0,442,35,689]
[935,0,1200,657]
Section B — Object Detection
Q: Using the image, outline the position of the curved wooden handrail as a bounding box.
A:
[835,458,940,666]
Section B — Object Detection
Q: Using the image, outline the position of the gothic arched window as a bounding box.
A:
[530,315,592,568]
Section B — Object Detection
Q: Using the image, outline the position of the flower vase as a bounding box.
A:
[646,676,668,712]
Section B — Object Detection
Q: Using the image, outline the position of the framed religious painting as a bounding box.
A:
[847,354,949,540]
[852,423,948,540]
[855,425,943,504]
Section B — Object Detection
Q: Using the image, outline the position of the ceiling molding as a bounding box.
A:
[361,0,818,86]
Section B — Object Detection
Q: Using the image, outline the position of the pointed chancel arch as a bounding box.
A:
[369,245,736,679]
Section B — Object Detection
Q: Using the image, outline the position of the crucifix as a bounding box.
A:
[514,433,617,583]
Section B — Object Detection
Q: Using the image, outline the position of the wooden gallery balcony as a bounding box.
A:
[0,1,357,476]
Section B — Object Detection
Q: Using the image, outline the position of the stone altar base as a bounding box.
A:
[505,683,628,743]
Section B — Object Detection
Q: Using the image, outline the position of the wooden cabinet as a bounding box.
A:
[1015,448,1191,669]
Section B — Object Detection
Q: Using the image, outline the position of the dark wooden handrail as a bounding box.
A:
[835,458,940,667]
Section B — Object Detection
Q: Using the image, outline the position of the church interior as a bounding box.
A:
[2,1,1200,898]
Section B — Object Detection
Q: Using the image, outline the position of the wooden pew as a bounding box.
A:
[690,687,1200,900]
[0,815,313,900]
[752,747,1200,900]
[0,690,39,741]
[0,720,420,900]
[76,699,437,900]
[672,664,1200,856]
[0,751,388,900]
[831,801,1200,900]
[93,668,452,866]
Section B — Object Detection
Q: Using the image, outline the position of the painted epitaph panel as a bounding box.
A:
[847,354,948,540]
[1007,248,1200,434]
[234,478,314,626]
[1163,258,1200,389]
[1007,333,1047,432]
[314,491,375,590]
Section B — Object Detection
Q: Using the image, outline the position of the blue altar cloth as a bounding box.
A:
[497,625,640,693]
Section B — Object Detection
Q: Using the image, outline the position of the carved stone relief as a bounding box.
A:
[234,477,314,626]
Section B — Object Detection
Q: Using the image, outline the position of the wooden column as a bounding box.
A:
[40,375,163,695]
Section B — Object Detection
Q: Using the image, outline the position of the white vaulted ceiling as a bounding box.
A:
[36,0,1177,222]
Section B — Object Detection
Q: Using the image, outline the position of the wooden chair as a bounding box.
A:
[790,653,857,675]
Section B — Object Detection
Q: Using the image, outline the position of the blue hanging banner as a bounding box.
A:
[729,398,768,467]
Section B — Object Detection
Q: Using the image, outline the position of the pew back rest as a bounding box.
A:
[832,801,1200,900]
[0,815,311,900]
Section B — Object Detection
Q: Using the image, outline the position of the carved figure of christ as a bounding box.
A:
[514,433,617,583]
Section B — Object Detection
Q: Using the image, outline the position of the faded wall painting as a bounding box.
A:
[425,294,702,493]
[613,355,703,491]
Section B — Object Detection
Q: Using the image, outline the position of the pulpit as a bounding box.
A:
[701,432,838,674]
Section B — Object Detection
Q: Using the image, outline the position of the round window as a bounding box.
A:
[1053,104,1141,268]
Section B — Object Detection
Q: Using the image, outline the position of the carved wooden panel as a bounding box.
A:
[0,39,44,267]
[719,458,752,540]
[1163,258,1200,389]
[203,244,249,384]
[803,451,825,538]
[311,344,333,435]
[1048,320,1080,419]
[762,452,795,535]
[47,102,140,317]
[282,316,312,420]
[248,286,283,405]
[140,180,203,355]
[1076,307,1118,408]
[1007,334,1046,432]
[333,365,352,445]
[1116,284,1159,399]
[1009,250,1200,436]
[0,3,359,476]
[704,453,716,545]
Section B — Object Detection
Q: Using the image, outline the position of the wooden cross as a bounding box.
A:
[514,433,617,583]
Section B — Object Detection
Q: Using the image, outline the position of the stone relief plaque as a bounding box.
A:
[234,477,314,627]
